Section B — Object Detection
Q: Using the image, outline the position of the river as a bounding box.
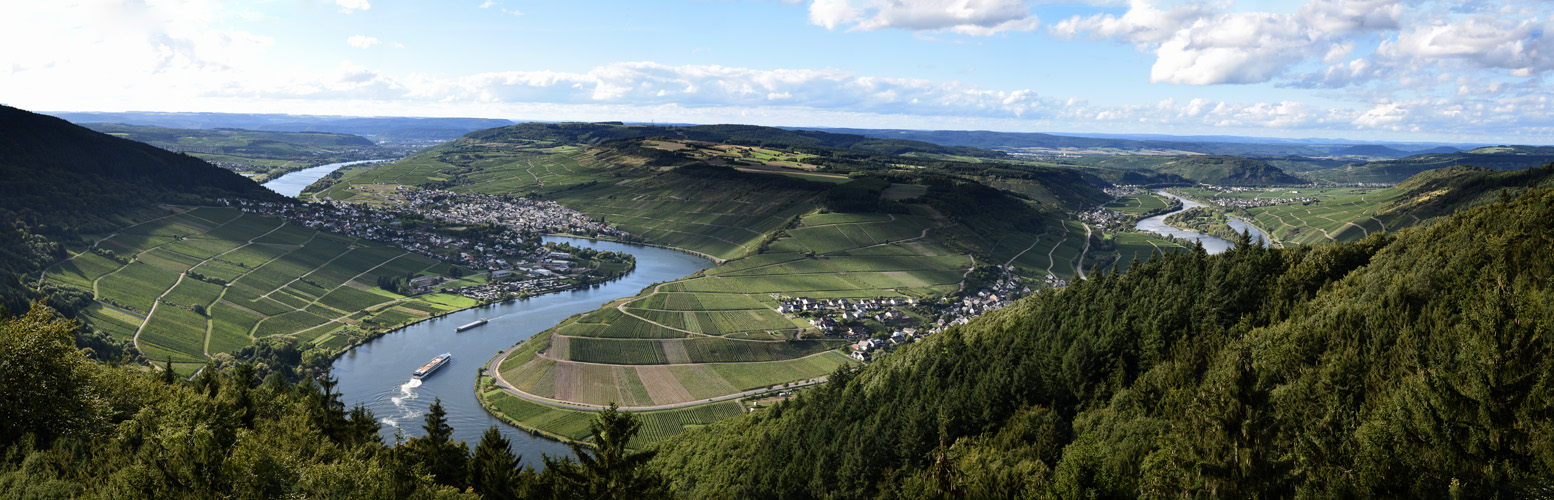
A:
[260,159,387,198]
[331,236,713,467]
[1135,191,1270,254]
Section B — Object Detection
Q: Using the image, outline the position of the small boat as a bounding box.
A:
[456,319,489,332]
[413,353,452,378]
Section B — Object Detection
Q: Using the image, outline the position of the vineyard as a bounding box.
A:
[44,206,475,364]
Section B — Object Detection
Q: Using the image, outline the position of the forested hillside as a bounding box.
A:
[0,302,673,499]
[1152,155,1306,186]
[0,105,284,315]
[1242,163,1554,245]
[652,187,1554,498]
[1313,146,1554,183]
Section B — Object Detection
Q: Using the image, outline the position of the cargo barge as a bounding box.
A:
[413,353,452,378]
[456,319,488,332]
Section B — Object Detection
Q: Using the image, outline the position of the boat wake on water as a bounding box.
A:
[381,378,423,428]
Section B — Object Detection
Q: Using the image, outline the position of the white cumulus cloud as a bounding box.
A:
[808,0,1040,35]
[336,0,370,13]
[1055,0,1552,90]
[346,35,380,49]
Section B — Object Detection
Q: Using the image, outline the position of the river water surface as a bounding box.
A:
[1135,191,1270,254]
[331,237,712,467]
[260,159,387,198]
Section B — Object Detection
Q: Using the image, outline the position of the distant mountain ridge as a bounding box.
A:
[464,122,1008,158]
[1313,146,1554,183]
[796,127,1331,156]
[47,111,514,142]
[1155,155,1307,185]
[791,127,1490,157]
[82,123,375,149]
[1333,144,1409,158]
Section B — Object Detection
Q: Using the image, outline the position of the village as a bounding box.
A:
[772,265,1037,363]
[362,187,630,240]
[225,190,625,274]
[1185,185,1320,209]
[223,192,641,304]
[442,275,576,303]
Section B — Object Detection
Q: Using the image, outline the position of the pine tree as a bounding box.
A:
[405,398,469,489]
[468,426,529,500]
[550,403,668,499]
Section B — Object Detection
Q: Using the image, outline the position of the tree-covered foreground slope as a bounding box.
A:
[0,301,677,499]
[652,188,1554,499]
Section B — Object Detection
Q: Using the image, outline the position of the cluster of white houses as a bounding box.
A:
[850,270,1036,362]
[1205,194,1318,209]
[848,328,923,361]
[226,196,621,275]
[395,189,628,239]
[445,275,574,302]
[776,297,918,335]
[228,199,530,270]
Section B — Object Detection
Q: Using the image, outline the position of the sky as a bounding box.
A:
[3,0,1551,144]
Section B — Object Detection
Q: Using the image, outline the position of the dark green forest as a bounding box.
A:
[0,302,670,499]
[652,188,1554,499]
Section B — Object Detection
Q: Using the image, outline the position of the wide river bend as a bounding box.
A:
[1134,190,1270,254]
[260,159,387,198]
[331,237,712,467]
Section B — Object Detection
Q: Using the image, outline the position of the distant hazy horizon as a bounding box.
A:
[7,1,1550,144]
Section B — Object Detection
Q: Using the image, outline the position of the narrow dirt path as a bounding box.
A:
[1076,223,1093,280]
[1045,222,1071,276]
[133,273,185,347]
[1003,237,1041,267]
[135,218,291,356]
[614,302,718,338]
[957,254,977,292]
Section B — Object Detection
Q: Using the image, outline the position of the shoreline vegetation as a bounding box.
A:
[1163,206,1244,242]
[551,233,726,265]
[323,237,641,365]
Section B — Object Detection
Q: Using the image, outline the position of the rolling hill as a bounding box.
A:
[81,123,383,177]
[317,123,1184,445]
[1310,146,1554,183]
[798,127,1333,156]
[1242,163,1554,245]
[0,105,286,313]
[1332,144,1408,158]
[461,122,1008,158]
[1152,155,1306,186]
[651,184,1554,499]
[1,104,474,377]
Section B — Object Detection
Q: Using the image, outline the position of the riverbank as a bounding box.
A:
[1162,189,1281,247]
[260,159,392,197]
[323,263,637,364]
[332,237,716,465]
[475,353,582,445]
[549,233,727,265]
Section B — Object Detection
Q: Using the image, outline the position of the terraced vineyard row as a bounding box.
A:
[45,206,473,365]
